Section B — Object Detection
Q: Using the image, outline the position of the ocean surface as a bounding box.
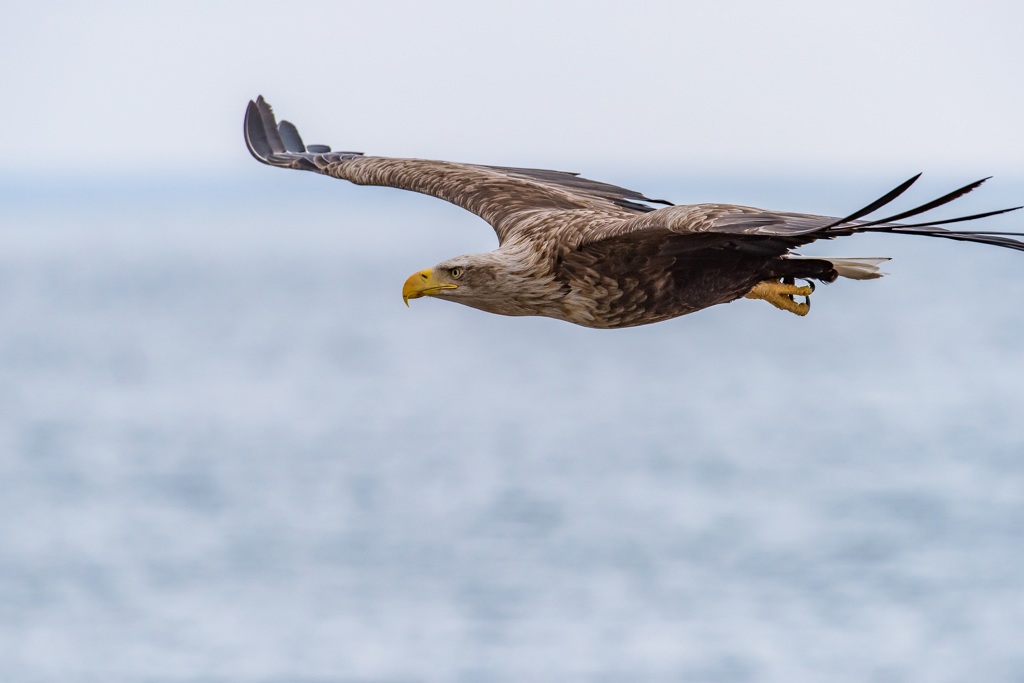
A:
[2,171,1024,682]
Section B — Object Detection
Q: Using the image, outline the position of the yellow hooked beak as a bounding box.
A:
[402,268,458,306]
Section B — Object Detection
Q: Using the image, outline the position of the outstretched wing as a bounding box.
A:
[244,96,670,244]
[595,175,1024,254]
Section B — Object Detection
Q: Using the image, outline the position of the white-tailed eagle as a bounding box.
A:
[244,96,1022,329]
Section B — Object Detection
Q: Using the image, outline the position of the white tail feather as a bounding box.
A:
[787,256,890,280]
[828,257,890,280]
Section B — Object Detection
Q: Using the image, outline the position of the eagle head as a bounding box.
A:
[401,255,504,308]
[401,250,560,319]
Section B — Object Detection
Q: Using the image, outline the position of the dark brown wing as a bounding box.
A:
[597,175,1024,253]
[244,96,670,244]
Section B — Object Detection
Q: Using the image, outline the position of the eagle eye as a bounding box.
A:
[450,267,464,279]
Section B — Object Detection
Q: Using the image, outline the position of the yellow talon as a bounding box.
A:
[744,279,814,316]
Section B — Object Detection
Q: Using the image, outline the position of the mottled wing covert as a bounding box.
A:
[245,96,669,244]
[601,176,1024,252]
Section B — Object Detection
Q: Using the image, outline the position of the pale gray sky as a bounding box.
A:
[2,0,1022,176]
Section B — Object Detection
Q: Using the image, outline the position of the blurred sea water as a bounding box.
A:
[2,171,1024,682]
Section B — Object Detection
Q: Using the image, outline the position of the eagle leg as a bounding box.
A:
[744,280,813,316]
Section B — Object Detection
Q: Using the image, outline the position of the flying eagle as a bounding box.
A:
[244,96,1023,329]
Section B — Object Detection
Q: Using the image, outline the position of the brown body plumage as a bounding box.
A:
[245,96,1023,329]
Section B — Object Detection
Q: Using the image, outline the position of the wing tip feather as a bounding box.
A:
[246,95,314,163]
[244,97,272,162]
[822,173,924,229]
[278,119,306,153]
